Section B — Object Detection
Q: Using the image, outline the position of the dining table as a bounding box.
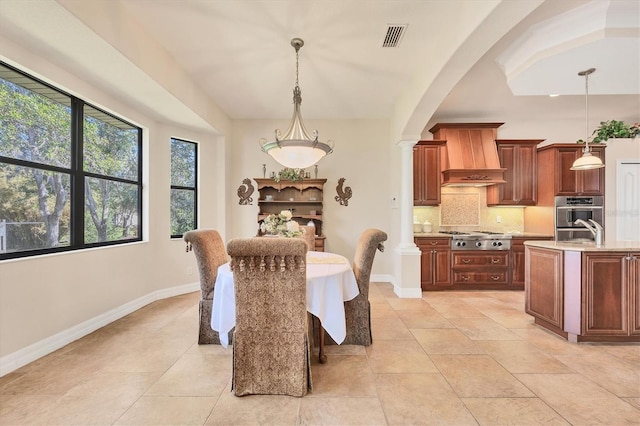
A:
[210,250,360,363]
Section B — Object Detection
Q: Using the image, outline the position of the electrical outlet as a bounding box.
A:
[186,266,193,275]
[496,215,502,223]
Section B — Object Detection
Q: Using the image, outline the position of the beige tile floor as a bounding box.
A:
[1,283,639,425]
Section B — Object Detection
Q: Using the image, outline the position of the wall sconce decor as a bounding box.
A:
[334,178,352,206]
[237,178,255,205]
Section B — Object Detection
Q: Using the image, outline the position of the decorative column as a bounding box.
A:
[398,141,419,250]
[394,140,422,298]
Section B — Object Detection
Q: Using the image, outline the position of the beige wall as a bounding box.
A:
[0,42,397,370]
[227,119,395,274]
[0,46,224,365]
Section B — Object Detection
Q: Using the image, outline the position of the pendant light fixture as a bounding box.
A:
[259,38,334,169]
[571,67,604,171]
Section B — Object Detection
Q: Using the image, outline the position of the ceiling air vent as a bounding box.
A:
[382,24,407,48]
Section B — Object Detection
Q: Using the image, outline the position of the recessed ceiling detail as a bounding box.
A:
[382,24,407,48]
[497,0,639,96]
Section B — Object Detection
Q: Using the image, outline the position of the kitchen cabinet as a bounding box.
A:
[525,240,640,342]
[536,144,606,205]
[256,178,326,251]
[451,251,509,288]
[413,140,445,206]
[487,139,543,206]
[525,246,565,335]
[415,237,451,290]
[510,236,553,288]
[582,251,640,337]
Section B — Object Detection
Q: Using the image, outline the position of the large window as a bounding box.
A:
[0,62,142,259]
[170,138,197,237]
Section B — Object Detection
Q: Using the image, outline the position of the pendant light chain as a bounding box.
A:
[295,47,300,89]
[578,67,595,153]
[584,69,590,152]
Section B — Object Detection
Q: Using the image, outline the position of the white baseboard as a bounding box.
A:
[0,282,199,377]
[372,274,421,298]
[371,273,394,286]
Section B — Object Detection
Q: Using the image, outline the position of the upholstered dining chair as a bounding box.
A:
[184,229,231,345]
[227,237,312,397]
[320,228,387,347]
[299,225,316,251]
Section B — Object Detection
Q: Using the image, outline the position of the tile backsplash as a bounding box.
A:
[414,187,525,233]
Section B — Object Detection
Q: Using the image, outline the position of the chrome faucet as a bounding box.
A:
[575,219,603,246]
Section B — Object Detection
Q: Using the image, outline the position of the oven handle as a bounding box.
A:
[556,206,603,209]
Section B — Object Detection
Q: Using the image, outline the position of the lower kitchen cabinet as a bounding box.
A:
[415,237,451,290]
[582,251,640,337]
[451,251,509,289]
[525,246,565,334]
[511,236,553,288]
[525,243,640,342]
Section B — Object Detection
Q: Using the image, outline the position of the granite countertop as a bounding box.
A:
[413,233,452,237]
[413,232,554,238]
[524,240,640,252]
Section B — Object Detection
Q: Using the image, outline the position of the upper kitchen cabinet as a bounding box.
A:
[487,139,543,206]
[537,144,606,204]
[413,140,445,206]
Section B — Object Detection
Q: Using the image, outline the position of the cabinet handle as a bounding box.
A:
[491,258,500,264]
[491,275,500,281]
[625,256,633,261]
[430,241,438,246]
[462,259,471,264]
[462,275,470,281]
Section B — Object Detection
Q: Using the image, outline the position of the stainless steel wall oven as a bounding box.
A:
[555,196,604,241]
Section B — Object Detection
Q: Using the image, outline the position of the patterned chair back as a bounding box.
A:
[344,228,387,346]
[227,237,312,397]
[184,229,229,344]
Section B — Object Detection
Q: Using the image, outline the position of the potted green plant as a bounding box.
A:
[273,167,305,182]
[586,120,640,143]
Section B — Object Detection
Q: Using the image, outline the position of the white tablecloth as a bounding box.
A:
[211,251,360,348]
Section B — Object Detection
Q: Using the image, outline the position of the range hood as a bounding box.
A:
[429,122,506,186]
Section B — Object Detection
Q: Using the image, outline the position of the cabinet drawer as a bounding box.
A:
[453,271,508,284]
[415,238,451,249]
[452,252,508,267]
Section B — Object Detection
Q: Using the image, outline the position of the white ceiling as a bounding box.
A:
[0,0,638,138]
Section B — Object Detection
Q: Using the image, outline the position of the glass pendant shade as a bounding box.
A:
[571,67,604,171]
[570,150,604,170]
[259,38,334,169]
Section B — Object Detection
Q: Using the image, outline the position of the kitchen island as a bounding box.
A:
[524,240,640,342]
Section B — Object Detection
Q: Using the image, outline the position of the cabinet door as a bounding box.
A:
[557,148,580,195]
[578,148,605,195]
[628,253,640,335]
[487,141,538,206]
[416,238,451,290]
[556,147,604,196]
[492,144,517,204]
[433,248,452,287]
[582,253,628,336]
[511,246,526,287]
[413,144,441,206]
[516,144,537,204]
[525,247,564,329]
